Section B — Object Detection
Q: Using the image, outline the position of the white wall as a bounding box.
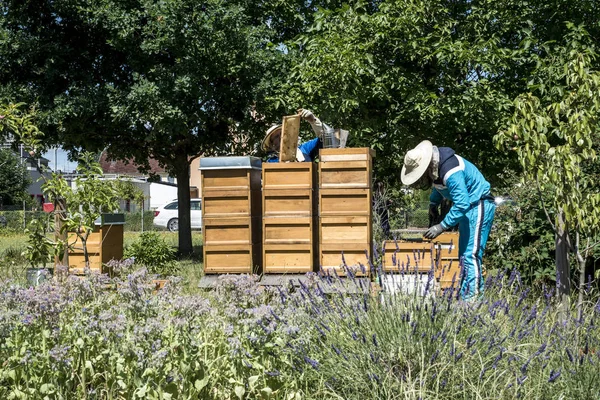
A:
[149,182,178,209]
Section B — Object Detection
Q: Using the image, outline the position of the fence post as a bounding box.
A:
[141,198,144,233]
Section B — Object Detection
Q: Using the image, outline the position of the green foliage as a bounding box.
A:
[486,176,557,286]
[0,148,31,207]
[23,214,59,269]
[114,179,146,208]
[124,232,177,276]
[495,25,600,289]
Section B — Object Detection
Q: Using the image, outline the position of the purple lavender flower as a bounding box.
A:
[304,356,319,370]
[548,369,561,383]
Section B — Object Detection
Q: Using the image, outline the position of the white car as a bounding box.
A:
[153,199,202,232]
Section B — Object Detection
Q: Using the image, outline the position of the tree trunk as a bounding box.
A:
[576,232,588,323]
[555,208,570,315]
[174,155,193,256]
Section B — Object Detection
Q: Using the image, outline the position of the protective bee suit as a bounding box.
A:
[401,140,496,301]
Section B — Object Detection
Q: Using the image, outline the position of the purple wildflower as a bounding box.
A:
[304,356,319,370]
[548,369,561,383]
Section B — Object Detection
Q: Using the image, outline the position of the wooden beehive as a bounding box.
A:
[200,157,262,274]
[318,148,375,276]
[67,214,124,275]
[262,163,317,274]
[382,232,460,289]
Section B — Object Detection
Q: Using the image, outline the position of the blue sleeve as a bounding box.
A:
[441,171,470,229]
[429,188,443,206]
[298,138,322,161]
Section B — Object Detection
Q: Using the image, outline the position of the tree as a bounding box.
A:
[0,0,343,255]
[274,0,600,187]
[495,25,600,313]
[0,148,30,207]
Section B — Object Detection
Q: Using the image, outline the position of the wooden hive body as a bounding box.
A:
[318,148,375,276]
[201,157,262,274]
[262,163,317,273]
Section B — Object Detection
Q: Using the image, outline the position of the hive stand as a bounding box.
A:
[318,148,375,277]
[200,157,262,274]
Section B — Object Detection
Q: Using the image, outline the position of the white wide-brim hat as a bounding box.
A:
[401,140,433,185]
[262,124,282,151]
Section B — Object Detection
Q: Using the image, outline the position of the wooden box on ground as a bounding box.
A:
[67,214,124,275]
[319,148,375,189]
[200,157,263,274]
[381,232,460,289]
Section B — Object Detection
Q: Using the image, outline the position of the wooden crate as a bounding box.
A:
[264,217,312,244]
[203,217,261,246]
[318,148,375,189]
[203,243,261,274]
[262,162,314,190]
[67,222,123,274]
[319,243,371,276]
[263,189,313,217]
[202,189,261,218]
[381,232,461,287]
[319,216,371,244]
[319,188,371,216]
[382,242,436,273]
[263,243,313,273]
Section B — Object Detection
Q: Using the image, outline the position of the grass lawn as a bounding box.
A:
[1,230,204,291]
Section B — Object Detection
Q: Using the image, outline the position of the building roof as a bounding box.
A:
[99,151,168,177]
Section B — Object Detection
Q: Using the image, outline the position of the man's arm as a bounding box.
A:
[440,171,470,229]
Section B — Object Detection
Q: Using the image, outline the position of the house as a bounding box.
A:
[99,151,199,209]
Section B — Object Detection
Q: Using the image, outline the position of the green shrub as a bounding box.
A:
[123,231,177,276]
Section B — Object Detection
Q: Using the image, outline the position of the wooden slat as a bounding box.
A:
[279,114,301,162]
[202,169,251,191]
[263,243,313,273]
[263,189,313,216]
[203,217,253,245]
[319,162,371,189]
[319,188,371,216]
[320,245,371,277]
[264,217,312,244]
[202,189,252,217]
[262,163,314,189]
[319,147,376,161]
[320,216,370,244]
[203,244,257,274]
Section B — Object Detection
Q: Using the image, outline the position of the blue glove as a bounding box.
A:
[424,224,445,240]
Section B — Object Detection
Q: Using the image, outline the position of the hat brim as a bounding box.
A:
[400,140,433,186]
[262,125,282,151]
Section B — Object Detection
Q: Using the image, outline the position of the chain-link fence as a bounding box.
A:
[0,210,162,233]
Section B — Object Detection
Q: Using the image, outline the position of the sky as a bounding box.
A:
[41,147,78,173]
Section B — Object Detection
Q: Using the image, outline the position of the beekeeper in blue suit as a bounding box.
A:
[400,140,496,301]
[262,109,325,163]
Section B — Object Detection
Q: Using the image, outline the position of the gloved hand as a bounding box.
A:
[297,108,324,137]
[297,108,316,124]
[424,223,445,240]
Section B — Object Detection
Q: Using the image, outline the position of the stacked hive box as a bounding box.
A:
[382,232,460,289]
[200,157,262,274]
[262,163,316,273]
[67,214,124,274]
[318,148,375,276]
